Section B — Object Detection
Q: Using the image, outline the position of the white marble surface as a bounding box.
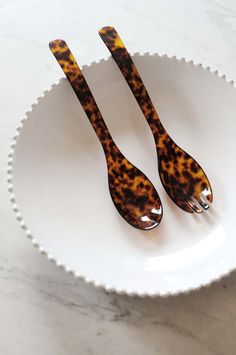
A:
[1,0,236,354]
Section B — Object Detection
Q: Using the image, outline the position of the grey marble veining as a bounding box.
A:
[1,0,236,354]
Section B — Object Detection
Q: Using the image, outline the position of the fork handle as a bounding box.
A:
[49,39,117,156]
[99,26,170,149]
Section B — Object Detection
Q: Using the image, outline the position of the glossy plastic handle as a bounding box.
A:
[99,26,169,149]
[49,39,115,155]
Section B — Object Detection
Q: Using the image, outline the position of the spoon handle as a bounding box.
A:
[99,26,170,149]
[49,39,116,156]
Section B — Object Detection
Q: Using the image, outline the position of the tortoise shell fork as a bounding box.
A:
[99,26,213,213]
[49,40,163,230]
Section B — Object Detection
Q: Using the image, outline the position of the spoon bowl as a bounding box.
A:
[107,154,162,229]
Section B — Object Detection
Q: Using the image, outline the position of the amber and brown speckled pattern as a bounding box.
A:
[49,40,163,230]
[99,26,213,213]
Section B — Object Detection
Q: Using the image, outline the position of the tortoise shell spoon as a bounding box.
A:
[99,26,213,214]
[49,40,163,230]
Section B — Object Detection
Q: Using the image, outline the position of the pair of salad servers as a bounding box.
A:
[49,26,213,231]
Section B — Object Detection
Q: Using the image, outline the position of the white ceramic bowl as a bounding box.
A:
[8,53,236,296]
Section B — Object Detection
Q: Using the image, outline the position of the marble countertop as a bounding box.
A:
[1,0,236,354]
